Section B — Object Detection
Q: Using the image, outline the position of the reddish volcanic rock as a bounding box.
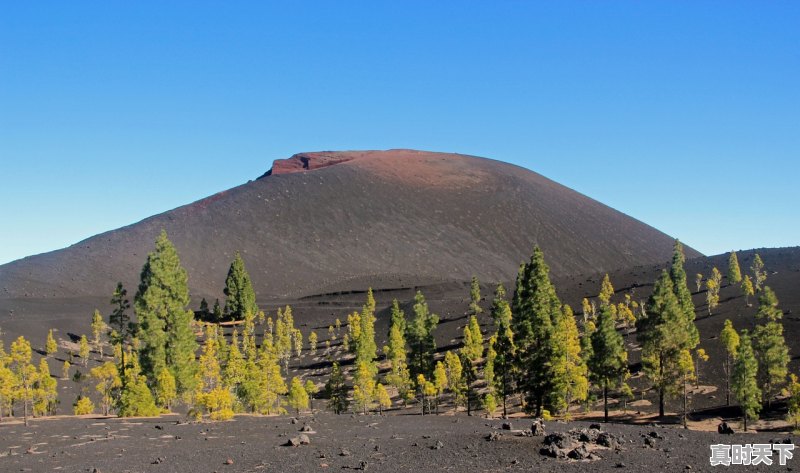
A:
[266,152,358,176]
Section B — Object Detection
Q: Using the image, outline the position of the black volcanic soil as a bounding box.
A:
[0,149,697,305]
[0,412,791,473]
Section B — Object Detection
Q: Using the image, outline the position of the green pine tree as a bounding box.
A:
[489,284,514,417]
[511,246,561,416]
[468,275,482,317]
[637,269,693,418]
[134,230,198,395]
[223,252,259,321]
[551,304,588,417]
[589,305,628,422]
[407,291,439,380]
[753,287,789,408]
[732,330,761,431]
[325,362,349,414]
[720,319,740,406]
[670,240,699,348]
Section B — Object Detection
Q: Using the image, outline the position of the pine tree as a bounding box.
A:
[223,252,259,321]
[79,335,90,367]
[489,284,514,417]
[677,349,695,428]
[134,230,198,395]
[598,274,614,307]
[155,368,177,411]
[197,298,210,321]
[787,374,800,430]
[468,275,482,316]
[589,306,628,422]
[73,395,94,415]
[444,350,464,409]
[355,289,377,374]
[705,277,720,315]
[224,329,245,388]
[751,253,766,292]
[551,304,588,417]
[325,362,349,414]
[433,361,448,414]
[753,287,789,407]
[386,299,412,401]
[637,269,692,418]
[0,342,15,421]
[511,246,561,416]
[91,309,106,359]
[45,329,57,356]
[460,352,478,416]
[304,380,319,413]
[89,361,120,416]
[484,393,497,418]
[462,316,483,361]
[353,361,376,414]
[308,331,318,355]
[274,307,295,375]
[194,325,234,420]
[720,320,739,406]
[670,240,699,348]
[34,358,58,416]
[741,275,755,306]
[117,350,160,417]
[407,291,439,380]
[581,298,593,323]
[375,383,391,414]
[212,299,224,323]
[9,336,38,426]
[287,377,309,414]
[728,251,742,286]
[109,282,134,381]
[732,330,761,431]
[61,360,70,380]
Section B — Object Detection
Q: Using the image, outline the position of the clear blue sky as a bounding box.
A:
[1,2,798,265]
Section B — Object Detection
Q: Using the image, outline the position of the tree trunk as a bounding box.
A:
[603,384,609,422]
[658,386,665,418]
[724,356,730,406]
[682,377,687,429]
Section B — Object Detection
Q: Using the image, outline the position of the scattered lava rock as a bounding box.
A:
[485,431,502,442]
[501,422,512,431]
[432,440,444,450]
[568,444,590,460]
[531,419,545,436]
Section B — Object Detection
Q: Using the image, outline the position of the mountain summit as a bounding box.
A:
[0,150,698,303]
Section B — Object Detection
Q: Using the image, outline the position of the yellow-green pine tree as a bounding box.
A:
[89,361,120,416]
[287,377,309,414]
[45,329,58,356]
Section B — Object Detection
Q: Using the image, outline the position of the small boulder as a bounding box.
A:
[501,422,513,431]
[543,432,573,450]
[597,432,620,449]
[589,423,602,431]
[568,444,590,460]
[485,431,502,442]
[298,434,311,445]
[531,419,546,436]
[539,444,565,459]
[432,440,444,450]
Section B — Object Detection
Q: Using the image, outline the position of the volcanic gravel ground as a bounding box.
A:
[1,412,793,472]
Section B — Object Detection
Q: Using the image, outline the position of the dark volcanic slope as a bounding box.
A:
[0,149,698,305]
